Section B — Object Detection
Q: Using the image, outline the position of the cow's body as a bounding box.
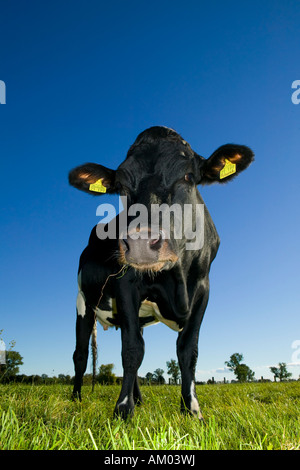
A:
[69,126,254,419]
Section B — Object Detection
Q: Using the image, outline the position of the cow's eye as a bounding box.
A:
[184,173,195,183]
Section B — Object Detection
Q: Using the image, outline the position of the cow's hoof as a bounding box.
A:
[71,391,82,402]
[181,404,205,422]
[114,399,135,420]
[192,409,205,423]
[133,394,143,406]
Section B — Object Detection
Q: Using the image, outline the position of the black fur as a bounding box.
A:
[69,126,254,419]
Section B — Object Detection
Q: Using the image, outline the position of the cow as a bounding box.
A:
[69,126,254,420]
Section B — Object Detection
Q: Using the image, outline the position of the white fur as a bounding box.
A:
[190,381,200,414]
[76,286,182,332]
[118,395,128,406]
[76,290,86,318]
[94,298,114,329]
[140,300,182,332]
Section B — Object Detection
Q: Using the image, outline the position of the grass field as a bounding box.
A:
[0,382,299,450]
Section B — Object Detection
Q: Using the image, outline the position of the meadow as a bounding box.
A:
[0,382,299,450]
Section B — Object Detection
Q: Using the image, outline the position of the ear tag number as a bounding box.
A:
[89,179,107,193]
[220,159,236,179]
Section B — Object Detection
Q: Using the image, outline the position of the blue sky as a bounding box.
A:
[1,0,300,382]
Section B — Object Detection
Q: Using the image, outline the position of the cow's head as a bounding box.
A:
[69,127,254,272]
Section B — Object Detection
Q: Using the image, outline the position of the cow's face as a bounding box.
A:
[69,127,254,272]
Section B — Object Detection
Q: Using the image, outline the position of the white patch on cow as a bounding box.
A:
[76,290,86,318]
[190,381,200,414]
[139,300,182,332]
[92,297,182,332]
[94,298,115,329]
[118,395,128,406]
[76,270,87,317]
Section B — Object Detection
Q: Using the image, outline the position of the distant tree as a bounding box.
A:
[0,331,23,382]
[153,368,165,384]
[269,366,279,382]
[98,363,116,385]
[225,353,255,382]
[83,373,93,385]
[41,374,49,383]
[145,372,154,384]
[166,359,181,384]
[3,351,23,379]
[225,353,243,371]
[269,363,292,382]
[57,374,72,384]
[235,363,255,382]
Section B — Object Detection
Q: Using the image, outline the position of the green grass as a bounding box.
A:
[0,382,299,450]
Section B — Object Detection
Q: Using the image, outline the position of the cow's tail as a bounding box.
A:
[91,265,127,392]
[91,316,97,392]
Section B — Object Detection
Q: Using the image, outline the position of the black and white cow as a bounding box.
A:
[69,126,254,419]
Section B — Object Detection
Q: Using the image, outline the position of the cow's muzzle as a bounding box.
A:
[119,227,178,272]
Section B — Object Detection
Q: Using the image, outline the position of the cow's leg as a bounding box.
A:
[176,286,209,420]
[114,296,144,419]
[72,306,94,400]
[133,374,143,405]
[133,329,143,405]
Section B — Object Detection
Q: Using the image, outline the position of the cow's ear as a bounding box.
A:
[197,144,254,185]
[68,163,116,195]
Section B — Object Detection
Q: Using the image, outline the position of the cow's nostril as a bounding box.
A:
[149,231,164,250]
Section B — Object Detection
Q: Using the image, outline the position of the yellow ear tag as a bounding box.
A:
[89,178,107,193]
[220,159,236,179]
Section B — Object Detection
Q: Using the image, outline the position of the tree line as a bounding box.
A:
[0,331,297,385]
[224,353,293,382]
